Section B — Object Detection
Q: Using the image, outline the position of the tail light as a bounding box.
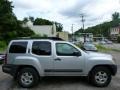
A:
[4,54,7,64]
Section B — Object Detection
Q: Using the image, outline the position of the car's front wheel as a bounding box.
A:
[89,66,112,87]
[17,68,39,88]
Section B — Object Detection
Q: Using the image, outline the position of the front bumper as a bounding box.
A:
[110,65,117,76]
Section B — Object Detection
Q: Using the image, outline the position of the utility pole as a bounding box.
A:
[80,14,86,42]
[71,24,74,41]
[81,14,85,30]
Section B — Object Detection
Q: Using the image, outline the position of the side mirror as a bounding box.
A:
[73,51,81,56]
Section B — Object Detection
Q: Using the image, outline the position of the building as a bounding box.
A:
[23,21,70,40]
[23,21,56,37]
[110,26,120,41]
[57,31,69,41]
[75,33,93,43]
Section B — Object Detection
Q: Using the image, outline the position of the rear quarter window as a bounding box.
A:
[9,41,28,53]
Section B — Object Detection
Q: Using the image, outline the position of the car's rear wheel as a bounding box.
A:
[17,68,39,88]
[89,66,112,87]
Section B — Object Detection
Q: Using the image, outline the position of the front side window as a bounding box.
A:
[32,41,51,55]
[9,41,28,53]
[56,43,79,56]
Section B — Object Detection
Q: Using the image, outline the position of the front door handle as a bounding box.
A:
[54,58,61,61]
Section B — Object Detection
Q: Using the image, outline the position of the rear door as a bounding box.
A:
[31,40,54,75]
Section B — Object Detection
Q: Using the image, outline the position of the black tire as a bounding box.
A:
[17,68,39,88]
[89,66,112,87]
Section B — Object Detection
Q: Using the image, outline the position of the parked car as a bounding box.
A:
[99,41,106,44]
[84,41,93,44]
[69,41,80,45]
[82,43,98,52]
[105,40,113,44]
[2,37,117,88]
[0,54,5,63]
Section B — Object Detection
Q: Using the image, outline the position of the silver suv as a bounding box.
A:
[2,37,117,88]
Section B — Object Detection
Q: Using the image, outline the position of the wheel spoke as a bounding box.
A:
[95,71,108,84]
[21,72,33,85]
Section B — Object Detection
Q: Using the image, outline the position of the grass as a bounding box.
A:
[75,43,113,52]
[76,43,120,53]
[95,44,112,52]
[111,49,120,52]
[96,44,120,52]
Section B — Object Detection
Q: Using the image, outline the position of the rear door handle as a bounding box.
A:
[54,58,61,61]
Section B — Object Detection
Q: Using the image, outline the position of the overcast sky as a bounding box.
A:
[10,0,120,33]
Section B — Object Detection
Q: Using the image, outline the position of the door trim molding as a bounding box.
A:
[45,69,83,72]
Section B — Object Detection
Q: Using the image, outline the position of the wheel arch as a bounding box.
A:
[14,65,40,79]
[88,64,116,76]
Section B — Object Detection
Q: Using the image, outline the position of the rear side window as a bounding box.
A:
[32,41,51,55]
[9,41,28,53]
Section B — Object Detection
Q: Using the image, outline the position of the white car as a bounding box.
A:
[99,41,106,44]
[0,54,5,61]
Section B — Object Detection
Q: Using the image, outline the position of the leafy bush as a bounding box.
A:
[43,34,48,37]
[31,34,42,38]
[0,61,3,64]
[0,41,7,52]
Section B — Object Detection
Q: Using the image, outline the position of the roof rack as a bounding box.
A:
[15,37,64,41]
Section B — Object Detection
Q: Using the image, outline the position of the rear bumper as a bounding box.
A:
[2,64,19,77]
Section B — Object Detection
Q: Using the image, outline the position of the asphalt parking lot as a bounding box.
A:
[0,49,120,90]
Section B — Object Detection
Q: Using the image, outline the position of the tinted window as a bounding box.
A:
[32,41,51,55]
[56,43,79,56]
[9,41,28,53]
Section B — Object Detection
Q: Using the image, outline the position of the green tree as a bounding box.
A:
[75,12,120,38]
[23,17,28,24]
[0,0,34,42]
[0,0,17,39]
[29,16,34,22]
[55,22,63,32]
[33,18,52,25]
[111,12,120,27]
[112,12,119,20]
[33,18,63,32]
[74,28,84,36]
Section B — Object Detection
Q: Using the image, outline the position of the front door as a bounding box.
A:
[54,42,85,76]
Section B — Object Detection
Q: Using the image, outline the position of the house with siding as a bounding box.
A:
[110,26,120,41]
